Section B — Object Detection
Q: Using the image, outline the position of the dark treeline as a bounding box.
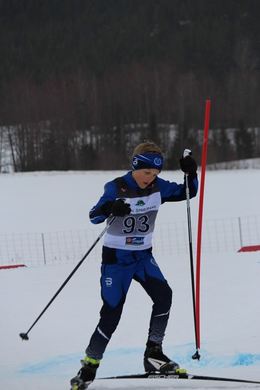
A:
[0,0,260,171]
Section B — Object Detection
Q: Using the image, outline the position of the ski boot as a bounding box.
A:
[70,356,100,390]
[144,341,180,374]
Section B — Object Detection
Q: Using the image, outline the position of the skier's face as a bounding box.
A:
[132,168,160,189]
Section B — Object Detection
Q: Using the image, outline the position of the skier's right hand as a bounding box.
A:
[111,199,131,216]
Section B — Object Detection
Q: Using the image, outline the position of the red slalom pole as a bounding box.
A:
[195,99,211,353]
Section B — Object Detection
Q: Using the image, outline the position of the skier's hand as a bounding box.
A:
[111,199,131,217]
[179,149,197,175]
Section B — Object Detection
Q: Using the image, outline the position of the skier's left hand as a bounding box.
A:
[179,149,197,175]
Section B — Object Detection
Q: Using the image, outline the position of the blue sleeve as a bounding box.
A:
[157,174,198,203]
[89,180,117,224]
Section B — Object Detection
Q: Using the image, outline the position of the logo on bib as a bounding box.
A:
[126,237,144,245]
[135,200,145,206]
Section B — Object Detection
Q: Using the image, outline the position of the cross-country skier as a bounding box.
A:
[70,141,198,390]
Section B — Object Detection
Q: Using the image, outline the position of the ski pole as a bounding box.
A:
[185,171,200,360]
[19,216,115,341]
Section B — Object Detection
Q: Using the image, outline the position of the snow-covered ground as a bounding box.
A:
[0,169,260,390]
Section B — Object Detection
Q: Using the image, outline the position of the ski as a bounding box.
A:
[101,371,260,385]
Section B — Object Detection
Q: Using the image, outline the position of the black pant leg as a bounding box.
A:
[135,275,172,345]
[86,298,125,360]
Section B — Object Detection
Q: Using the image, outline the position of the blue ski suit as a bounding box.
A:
[86,171,198,360]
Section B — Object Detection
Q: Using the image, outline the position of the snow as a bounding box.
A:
[0,169,260,389]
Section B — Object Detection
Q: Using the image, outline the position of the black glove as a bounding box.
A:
[100,201,114,217]
[111,199,131,216]
[100,199,131,217]
[179,149,197,175]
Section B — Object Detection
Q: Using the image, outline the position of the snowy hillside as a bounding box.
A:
[0,169,260,390]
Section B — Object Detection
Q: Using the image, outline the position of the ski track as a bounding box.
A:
[16,347,260,390]
[18,346,260,375]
